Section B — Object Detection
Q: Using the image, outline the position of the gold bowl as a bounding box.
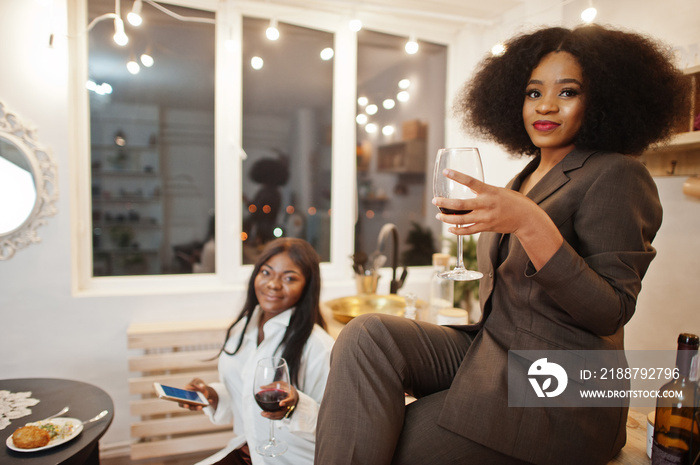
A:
[324,294,426,324]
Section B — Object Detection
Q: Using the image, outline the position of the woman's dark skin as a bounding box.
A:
[179,250,308,420]
[434,51,586,271]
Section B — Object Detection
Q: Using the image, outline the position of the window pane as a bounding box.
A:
[241,17,334,264]
[355,30,447,266]
[87,0,215,276]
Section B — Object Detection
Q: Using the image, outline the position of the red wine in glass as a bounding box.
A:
[433,147,484,281]
[438,207,473,215]
[253,357,290,457]
[255,388,287,413]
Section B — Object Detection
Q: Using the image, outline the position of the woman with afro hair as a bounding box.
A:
[315,24,689,465]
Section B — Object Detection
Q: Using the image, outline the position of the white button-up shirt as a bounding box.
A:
[198,306,334,465]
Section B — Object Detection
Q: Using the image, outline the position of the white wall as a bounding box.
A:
[0,0,699,454]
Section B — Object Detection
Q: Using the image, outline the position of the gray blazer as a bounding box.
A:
[438,148,662,465]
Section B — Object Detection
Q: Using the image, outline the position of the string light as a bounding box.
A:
[126,56,140,74]
[127,0,143,26]
[365,104,378,115]
[349,18,363,32]
[357,96,368,106]
[140,52,154,67]
[491,42,506,56]
[251,56,264,70]
[86,80,113,95]
[113,17,128,46]
[581,6,597,23]
[266,18,280,41]
[320,47,334,60]
[405,34,418,55]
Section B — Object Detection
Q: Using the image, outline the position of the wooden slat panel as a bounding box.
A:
[128,371,219,395]
[127,320,230,350]
[128,329,228,350]
[130,431,233,461]
[128,349,219,372]
[130,398,194,416]
[128,319,236,462]
[131,414,228,438]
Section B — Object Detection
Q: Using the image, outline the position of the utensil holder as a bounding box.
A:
[355,273,379,294]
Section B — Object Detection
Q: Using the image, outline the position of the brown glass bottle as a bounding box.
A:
[651,333,699,465]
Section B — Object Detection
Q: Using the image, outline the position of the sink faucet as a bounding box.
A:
[376,223,408,294]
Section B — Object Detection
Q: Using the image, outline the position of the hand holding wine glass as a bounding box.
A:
[433,147,484,281]
[254,357,291,457]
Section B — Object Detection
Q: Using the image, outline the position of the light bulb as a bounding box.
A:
[357,96,368,106]
[349,18,362,32]
[127,0,143,26]
[382,99,395,110]
[320,48,334,60]
[365,123,378,134]
[397,91,410,102]
[251,56,264,70]
[491,43,506,56]
[405,36,419,55]
[382,125,395,136]
[113,18,128,46]
[356,114,368,125]
[140,53,154,67]
[127,59,140,74]
[366,104,378,115]
[581,7,597,23]
[398,79,410,89]
[266,19,279,41]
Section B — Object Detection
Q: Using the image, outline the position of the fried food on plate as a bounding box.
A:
[11,425,51,449]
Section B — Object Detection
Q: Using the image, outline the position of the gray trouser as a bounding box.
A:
[315,313,534,465]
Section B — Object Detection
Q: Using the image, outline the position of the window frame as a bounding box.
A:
[69,0,455,295]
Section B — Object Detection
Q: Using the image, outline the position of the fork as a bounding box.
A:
[81,410,108,425]
[41,406,69,422]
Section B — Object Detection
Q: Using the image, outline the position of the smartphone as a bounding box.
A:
[153,382,209,407]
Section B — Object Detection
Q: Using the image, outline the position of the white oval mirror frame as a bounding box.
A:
[0,101,58,260]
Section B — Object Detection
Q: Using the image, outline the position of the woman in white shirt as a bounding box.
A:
[183,238,335,465]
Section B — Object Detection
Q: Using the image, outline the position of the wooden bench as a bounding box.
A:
[127,319,233,461]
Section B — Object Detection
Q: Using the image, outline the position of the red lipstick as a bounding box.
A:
[533,120,560,131]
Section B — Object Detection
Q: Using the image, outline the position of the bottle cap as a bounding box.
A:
[432,253,450,267]
[677,333,699,349]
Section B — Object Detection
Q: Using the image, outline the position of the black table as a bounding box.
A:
[0,378,114,465]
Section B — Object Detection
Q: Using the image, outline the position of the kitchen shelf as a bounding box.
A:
[640,65,700,176]
[92,195,162,204]
[377,139,427,173]
[94,248,159,255]
[92,169,159,178]
[94,221,160,230]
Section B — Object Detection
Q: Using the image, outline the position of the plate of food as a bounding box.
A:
[6,418,83,452]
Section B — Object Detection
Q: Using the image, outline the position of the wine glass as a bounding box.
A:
[433,147,484,281]
[253,357,290,457]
